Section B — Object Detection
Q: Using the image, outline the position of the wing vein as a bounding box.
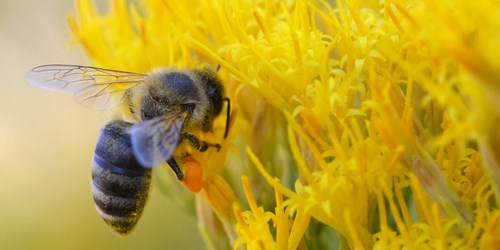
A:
[25,64,147,109]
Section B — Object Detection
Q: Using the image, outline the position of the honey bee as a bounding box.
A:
[25,64,230,234]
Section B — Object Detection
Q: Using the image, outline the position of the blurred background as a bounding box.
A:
[0,0,203,249]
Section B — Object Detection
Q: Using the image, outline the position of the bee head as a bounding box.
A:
[195,68,225,118]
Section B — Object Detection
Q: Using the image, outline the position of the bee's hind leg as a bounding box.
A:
[180,133,221,152]
[167,158,184,180]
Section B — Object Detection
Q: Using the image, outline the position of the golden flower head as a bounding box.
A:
[68,0,500,248]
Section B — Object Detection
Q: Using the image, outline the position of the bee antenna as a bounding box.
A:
[223,97,230,139]
[215,64,221,72]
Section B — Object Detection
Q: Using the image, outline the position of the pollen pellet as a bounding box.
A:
[181,156,203,193]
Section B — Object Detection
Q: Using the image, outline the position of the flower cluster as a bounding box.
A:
[68,0,500,249]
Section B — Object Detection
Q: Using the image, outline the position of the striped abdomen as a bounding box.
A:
[92,120,151,235]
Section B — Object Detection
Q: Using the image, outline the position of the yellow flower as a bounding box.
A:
[68,0,500,249]
[233,175,310,250]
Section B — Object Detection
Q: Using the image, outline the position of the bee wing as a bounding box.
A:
[25,64,147,109]
[128,112,187,168]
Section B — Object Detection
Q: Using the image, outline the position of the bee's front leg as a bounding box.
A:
[169,133,220,181]
[180,133,221,152]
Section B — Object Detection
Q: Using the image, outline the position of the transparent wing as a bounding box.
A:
[128,112,187,168]
[25,64,147,109]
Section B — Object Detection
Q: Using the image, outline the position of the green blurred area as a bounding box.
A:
[0,1,203,249]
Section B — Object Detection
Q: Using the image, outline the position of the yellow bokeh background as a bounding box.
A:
[0,1,203,248]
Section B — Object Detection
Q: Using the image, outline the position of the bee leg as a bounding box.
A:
[167,158,184,180]
[180,133,221,152]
